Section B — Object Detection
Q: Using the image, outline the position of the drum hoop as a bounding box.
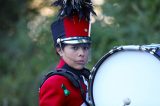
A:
[89,45,160,106]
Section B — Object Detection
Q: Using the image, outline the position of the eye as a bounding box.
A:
[71,46,79,50]
[83,46,89,50]
[83,45,90,50]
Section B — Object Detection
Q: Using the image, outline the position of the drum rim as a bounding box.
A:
[89,45,160,106]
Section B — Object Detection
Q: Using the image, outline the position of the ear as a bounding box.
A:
[56,47,63,56]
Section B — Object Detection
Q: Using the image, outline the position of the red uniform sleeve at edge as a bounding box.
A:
[39,75,68,106]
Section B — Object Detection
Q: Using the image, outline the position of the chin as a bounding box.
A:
[74,65,84,70]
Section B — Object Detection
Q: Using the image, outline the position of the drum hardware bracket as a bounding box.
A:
[120,45,140,50]
[90,67,96,80]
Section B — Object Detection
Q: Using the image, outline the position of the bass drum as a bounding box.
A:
[89,44,160,106]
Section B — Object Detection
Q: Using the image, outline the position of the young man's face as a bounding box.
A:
[59,44,90,70]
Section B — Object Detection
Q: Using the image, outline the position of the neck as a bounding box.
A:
[56,58,84,76]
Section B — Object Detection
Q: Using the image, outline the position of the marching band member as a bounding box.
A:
[39,0,96,105]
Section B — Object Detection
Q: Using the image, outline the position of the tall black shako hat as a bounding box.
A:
[51,0,96,47]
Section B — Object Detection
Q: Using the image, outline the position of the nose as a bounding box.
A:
[78,48,85,57]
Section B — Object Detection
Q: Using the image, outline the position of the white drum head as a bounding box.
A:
[92,50,160,106]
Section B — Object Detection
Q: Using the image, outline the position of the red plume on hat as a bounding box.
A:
[51,0,96,46]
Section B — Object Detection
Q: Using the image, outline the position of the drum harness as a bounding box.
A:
[40,68,90,106]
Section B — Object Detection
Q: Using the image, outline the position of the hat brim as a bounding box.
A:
[57,37,91,44]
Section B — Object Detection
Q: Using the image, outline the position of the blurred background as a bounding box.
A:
[0,0,160,105]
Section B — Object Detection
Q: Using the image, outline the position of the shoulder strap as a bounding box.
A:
[39,68,90,106]
[40,68,80,88]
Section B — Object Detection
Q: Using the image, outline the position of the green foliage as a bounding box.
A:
[0,0,160,105]
[90,0,160,66]
[0,0,56,105]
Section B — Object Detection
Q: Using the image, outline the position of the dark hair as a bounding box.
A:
[55,43,67,55]
[55,43,66,49]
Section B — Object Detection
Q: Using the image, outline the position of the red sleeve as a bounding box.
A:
[39,75,67,106]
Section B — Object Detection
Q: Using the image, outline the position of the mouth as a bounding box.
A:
[75,60,85,64]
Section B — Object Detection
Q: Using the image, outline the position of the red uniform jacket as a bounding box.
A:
[39,59,89,106]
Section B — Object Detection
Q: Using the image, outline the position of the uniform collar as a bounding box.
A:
[56,58,65,69]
